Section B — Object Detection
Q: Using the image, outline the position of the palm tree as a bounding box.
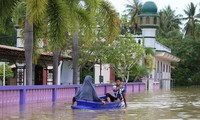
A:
[124,0,142,34]
[158,6,182,38]
[47,0,69,85]
[0,0,69,85]
[70,0,119,84]
[183,2,200,38]
[0,0,48,85]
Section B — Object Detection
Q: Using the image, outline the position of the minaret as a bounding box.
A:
[138,1,160,48]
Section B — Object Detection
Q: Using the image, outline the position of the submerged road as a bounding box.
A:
[1,87,200,120]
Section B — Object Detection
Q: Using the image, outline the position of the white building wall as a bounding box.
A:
[144,38,156,48]
[142,28,156,37]
[155,58,171,90]
[94,64,110,84]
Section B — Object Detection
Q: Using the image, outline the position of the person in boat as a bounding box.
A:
[72,75,105,105]
[105,77,127,107]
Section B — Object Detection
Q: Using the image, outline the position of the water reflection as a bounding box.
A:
[1,88,200,120]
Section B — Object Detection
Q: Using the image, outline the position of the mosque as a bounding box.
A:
[94,1,180,90]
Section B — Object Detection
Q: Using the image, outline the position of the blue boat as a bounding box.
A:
[71,96,123,110]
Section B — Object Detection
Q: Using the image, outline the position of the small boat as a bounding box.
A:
[71,96,123,110]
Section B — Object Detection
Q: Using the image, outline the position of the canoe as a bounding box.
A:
[71,96,123,110]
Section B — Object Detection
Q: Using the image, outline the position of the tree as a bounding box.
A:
[172,36,200,86]
[71,0,120,84]
[183,2,200,38]
[124,0,142,34]
[0,0,48,85]
[104,34,144,82]
[0,63,14,79]
[158,6,182,38]
[66,0,99,84]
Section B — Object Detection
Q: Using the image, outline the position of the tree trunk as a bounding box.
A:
[72,31,79,84]
[126,71,130,83]
[53,51,59,85]
[24,17,33,85]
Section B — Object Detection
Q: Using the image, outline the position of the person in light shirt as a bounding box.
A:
[105,77,127,108]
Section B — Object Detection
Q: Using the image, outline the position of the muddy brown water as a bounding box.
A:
[1,87,200,120]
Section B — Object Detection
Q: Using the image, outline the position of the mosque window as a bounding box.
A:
[166,64,168,72]
[163,64,165,72]
[161,62,162,73]
[154,17,157,24]
[146,17,150,24]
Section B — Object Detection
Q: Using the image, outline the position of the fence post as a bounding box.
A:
[125,84,127,93]
[132,83,134,93]
[52,88,57,102]
[104,85,107,95]
[75,86,78,94]
[139,83,141,92]
[19,88,26,105]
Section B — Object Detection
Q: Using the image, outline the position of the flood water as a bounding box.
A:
[1,87,200,120]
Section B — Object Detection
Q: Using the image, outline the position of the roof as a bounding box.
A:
[0,44,71,65]
[141,1,158,15]
[156,51,180,62]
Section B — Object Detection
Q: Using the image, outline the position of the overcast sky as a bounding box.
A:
[108,0,200,16]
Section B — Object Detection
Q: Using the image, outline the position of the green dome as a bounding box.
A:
[141,1,157,14]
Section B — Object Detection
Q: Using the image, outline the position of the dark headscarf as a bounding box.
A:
[75,75,101,102]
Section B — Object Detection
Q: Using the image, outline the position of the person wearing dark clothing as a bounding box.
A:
[72,75,105,105]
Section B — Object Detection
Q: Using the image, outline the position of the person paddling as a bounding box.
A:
[106,77,127,108]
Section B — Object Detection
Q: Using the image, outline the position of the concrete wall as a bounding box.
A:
[94,64,111,84]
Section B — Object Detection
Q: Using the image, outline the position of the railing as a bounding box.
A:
[0,82,145,106]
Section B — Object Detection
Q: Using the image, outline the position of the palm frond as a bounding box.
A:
[84,0,99,11]
[0,0,20,31]
[13,1,26,26]
[98,0,119,43]
[0,0,20,17]
[47,0,69,51]
[26,0,48,24]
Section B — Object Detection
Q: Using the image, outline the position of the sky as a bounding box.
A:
[108,0,200,16]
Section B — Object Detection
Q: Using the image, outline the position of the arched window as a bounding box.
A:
[146,17,150,24]
[154,17,157,24]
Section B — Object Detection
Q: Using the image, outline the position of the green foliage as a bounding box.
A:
[123,0,142,34]
[128,64,148,82]
[0,63,14,79]
[0,33,16,46]
[80,65,94,84]
[104,34,144,82]
[172,36,200,86]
